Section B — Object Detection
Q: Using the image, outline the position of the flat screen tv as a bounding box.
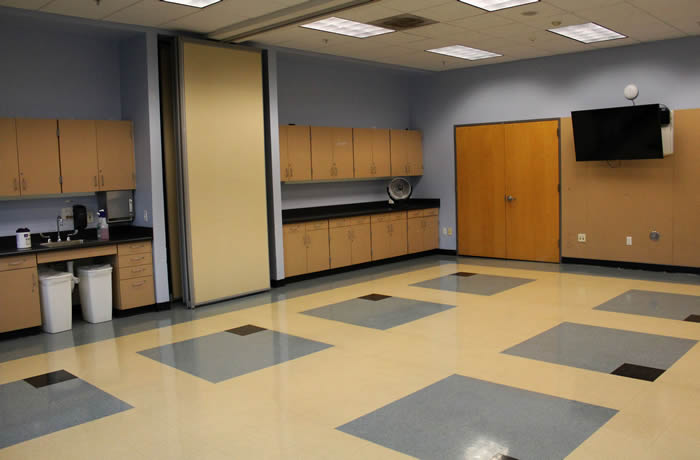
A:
[571,104,664,161]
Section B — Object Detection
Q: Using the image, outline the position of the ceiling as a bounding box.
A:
[2,0,699,71]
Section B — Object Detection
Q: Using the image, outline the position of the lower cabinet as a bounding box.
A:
[113,241,155,310]
[407,208,440,254]
[371,212,408,261]
[0,255,41,333]
[329,216,371,269]
[283,220,330,277]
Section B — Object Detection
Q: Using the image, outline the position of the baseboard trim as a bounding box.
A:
[0,326,42,341]
[562,257,700,275]
[279,250,449,285]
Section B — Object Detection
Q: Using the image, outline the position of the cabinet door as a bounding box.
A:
[350,223,372,265]
[407,218,424,254]
[330,227,352,269]
[16,119,61,195]
[287,125,311,181]
[0,267,41,333]
[353,128,373,178]
[311,127,353,180]
[371,222,392,261]
[279,125,289,181]
[424,216,439,251]
[407,130,423,176]
[332,127,354,179]
[96,120,135,191]
[390,129,408,176]
[390,219,408,258]
[306,228,330,273]
[58,120,99,193]
[284,224,307,277]
[372,129,391,177]
[0,118,20,197]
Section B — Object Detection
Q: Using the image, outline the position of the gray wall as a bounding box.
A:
[276,50,422,210]
[412,37,700,250]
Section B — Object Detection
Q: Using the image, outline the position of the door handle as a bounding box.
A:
[506,195,515,202]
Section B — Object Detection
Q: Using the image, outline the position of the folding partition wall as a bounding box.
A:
[179,39,270,307]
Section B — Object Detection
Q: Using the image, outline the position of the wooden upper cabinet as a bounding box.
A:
[280,125,311,182]
[96,120,135,191]
[391,129,423,177]
[407,130,423,175]
[16,119,61,196]
[311,126,354,180]
[353,128,390,178]
[58,120,99,193]
[0,118,20,197]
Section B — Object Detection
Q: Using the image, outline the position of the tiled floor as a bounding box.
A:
[1,256,700,459]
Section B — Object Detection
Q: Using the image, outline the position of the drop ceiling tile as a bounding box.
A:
[160,0,291,33]
[413,2,484,22]
[577,2,667,29]
[531,33,596,53]
[40,0,140,19]
[494,1,567,22]
[403,22,473,39]
[544,0,626,13]
[378,0,452,14]
[497,44,552,59]
[508,12,586,30]
[337,3,403,22]
[448,13,515,31]
[620,21,687,42]
[665,16,700,35]
[626,0,700,22]
[589,36,639,49]
[0,0,52,9]
[104,0,194,27]
[479,21,543,40]
[356,31,433,46]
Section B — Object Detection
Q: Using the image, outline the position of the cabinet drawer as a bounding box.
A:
[118,253,152,268]
[283,223,304,234]
[118,276,155,310]
[350,216,370,225]
[407,210,424,219]
[329,217,351,228]
[119,264,153,280]
[423,208,439,216]
[305,220,328,231]
[371,213,396,223]
[0,254,37,272]
[391,211,407,221]
[118,241,152,255]
[37,245,117,264]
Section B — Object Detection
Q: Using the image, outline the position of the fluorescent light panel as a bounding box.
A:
[457,0,539,12]
[301,17,394,38]
[548,22,626,43]
[161,0,221,7]
[427,45,502,60]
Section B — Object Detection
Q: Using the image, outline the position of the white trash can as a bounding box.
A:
[78,264,113,324]
[38,269,74,333]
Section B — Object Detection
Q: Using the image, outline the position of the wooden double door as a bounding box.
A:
[456,120,560,263]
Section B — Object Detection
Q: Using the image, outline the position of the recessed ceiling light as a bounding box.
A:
[301,17,394,38]
[427,45,502,61]
[161,0,221,8]
[548,22,626,43]
[457,0,539,12]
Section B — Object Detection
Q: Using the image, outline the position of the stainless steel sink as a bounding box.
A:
[40,239,85,248]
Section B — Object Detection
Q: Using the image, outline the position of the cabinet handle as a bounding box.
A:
[290,167,293,177]
[93,176,97,187]
[13,178,18,191]
[131,267,145,273]
[132,280,146,287]
[130,256,145,262]
[101,175,105,186]
[8,260,24,266]
[32,273,36,292]
[22,178,27,190]
[130,244,145,249]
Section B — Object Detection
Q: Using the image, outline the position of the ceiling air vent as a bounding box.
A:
[369,14,437,31]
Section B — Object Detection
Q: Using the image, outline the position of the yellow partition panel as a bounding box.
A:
[181,41,270,306]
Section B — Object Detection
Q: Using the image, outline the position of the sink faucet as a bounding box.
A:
[56,216,63,242]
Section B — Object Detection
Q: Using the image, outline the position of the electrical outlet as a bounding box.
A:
[87,212,94,224]
[60,207,73,221]
[626,236,633,246]
[447,227,453,236]
[577,233,586,243]
[442,227,447,235]
[144,209,149,222]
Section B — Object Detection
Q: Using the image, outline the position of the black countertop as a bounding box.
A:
[0,226,153,257]
[282,199,440,224]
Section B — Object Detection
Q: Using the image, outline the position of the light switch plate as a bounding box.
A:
[447,227,453,236]
[577,233,586,243]
[626,236,633,246]
[442,227,447,235]
[60,207,73,221]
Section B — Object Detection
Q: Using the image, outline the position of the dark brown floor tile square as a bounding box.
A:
[24,370,77,389]
[453,272,476,277]
[359,294,392,301]
[611,363,665,382]
[226,325,267,336]
[684,314,700,323]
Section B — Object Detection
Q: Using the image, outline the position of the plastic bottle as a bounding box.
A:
[97,209,110,241]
